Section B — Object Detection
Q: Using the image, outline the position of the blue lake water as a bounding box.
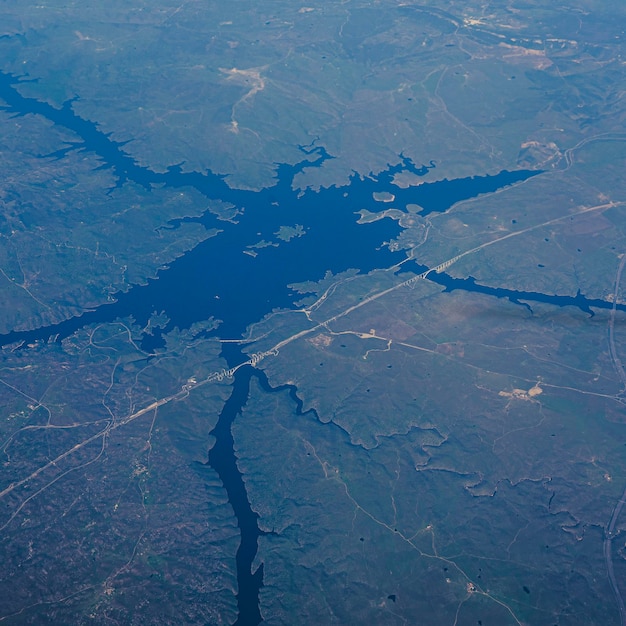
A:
[0,70,545,349]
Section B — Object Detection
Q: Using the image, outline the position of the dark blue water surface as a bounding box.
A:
[208,343,264,626]
[1,71,620,626]
[0,72,544,349]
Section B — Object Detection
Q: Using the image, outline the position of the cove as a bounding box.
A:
[419,267,626,316]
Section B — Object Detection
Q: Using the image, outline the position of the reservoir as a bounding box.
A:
[0,70,543,349]
[1,70,617,626]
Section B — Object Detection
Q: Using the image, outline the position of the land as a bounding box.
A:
[1,0,626,624]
